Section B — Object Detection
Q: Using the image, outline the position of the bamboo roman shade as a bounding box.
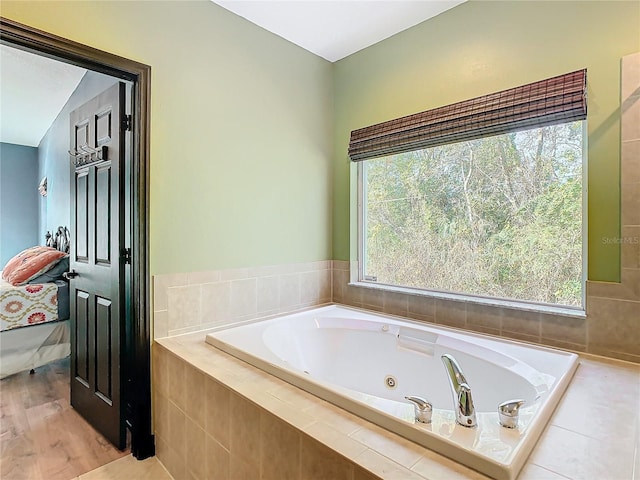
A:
[348,69,587,162]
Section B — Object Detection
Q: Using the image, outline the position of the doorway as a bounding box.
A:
[0,17,153,460]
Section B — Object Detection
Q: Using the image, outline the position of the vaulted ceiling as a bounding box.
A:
[0,45,86,147]
[212,0,465,62]
[0,1,465,147]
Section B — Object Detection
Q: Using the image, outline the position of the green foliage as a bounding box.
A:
[364,122,583,306]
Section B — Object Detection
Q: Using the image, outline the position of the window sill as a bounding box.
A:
[348,281,587,319]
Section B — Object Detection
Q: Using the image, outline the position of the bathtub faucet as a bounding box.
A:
[441,354,477,428]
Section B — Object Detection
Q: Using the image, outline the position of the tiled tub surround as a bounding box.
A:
[153,332,640,480]
[205,305,579,480]
[153,261,332,339]
[151,53,639,477]
[333,260,638,364]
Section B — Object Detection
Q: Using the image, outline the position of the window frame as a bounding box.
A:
[354,121,588,317]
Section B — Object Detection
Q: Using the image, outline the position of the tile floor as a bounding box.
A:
[71,456,171,480]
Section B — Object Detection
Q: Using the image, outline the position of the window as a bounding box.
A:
[350,71,586,308]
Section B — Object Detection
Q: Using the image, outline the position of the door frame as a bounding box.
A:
[0,17,154,458]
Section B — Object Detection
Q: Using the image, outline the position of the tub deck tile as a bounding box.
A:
[350,424,425,470]
[411,450,491,480]
[354,449,425,480]
[154,334,640,480]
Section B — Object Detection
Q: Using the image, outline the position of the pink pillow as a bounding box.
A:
[2,246,68,286]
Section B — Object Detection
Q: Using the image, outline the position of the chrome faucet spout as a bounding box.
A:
[441,354,477,428]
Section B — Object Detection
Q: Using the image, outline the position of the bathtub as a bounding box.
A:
[205,305,578,480]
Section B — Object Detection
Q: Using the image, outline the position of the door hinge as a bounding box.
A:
[123,114,132,131]
[122,248,132,265]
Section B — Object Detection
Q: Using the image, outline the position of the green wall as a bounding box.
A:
[3,1,638,281]
[332,0,640,282]
[1,0,334,275]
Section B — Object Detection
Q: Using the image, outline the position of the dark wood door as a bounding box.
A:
[69,82,126,449]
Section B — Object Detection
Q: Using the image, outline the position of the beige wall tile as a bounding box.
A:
[184,366,205,426]
[333,268,348,303]
[154,391,169,440]
[168,400,187,461]
[501,308,540,338]
[539,338,586,353]
[229,393,261,469]
[154,273,189,312]
[360,286,383,309]
[383,290,408,316]
[587,297,640,356]
[332,260,350,270]
[586,280,637,301]
[230,278,257,318]
[300,270,320,305]
[500,330,539,344]
[621,52,640,101]
[621,227,640,269]
[621,95,640,142]
[465,324,501,337]
[167,285,201,330]
[205,433,229,480]
[153,310,168,339]
[354,466,383,480]
[205,377,230,450]
[156,436,186,480]
[466,303,502,330]
[435,299,467,329]
[153,344,169,397]
[318,269,332,302]
[621,182,640,226]
[229,453,259,480]
[185,418,206,480]
[279,273,301,309]
[622,268,640,298]
[621,140,640,184]
[300,434,353,480]
[540,313,586,346]
[260,412,301,480]
[257,276,279,313]
[344,284,363,307]
[407,295,435,318]
[167,352,186,411]
[201,281,231,325]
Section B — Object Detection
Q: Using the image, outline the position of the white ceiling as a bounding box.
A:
[0,45,86,147]
[213,0,466,62]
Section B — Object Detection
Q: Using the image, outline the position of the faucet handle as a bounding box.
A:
[498,399,525,429]
[405,396,432,424]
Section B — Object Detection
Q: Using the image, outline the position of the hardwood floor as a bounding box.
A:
[0,357,128,480]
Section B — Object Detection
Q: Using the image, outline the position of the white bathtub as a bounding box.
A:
[205,305,578,480]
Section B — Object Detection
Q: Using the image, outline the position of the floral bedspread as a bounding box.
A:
[0,278,58,332]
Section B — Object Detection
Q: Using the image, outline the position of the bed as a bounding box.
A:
[0,228,71,379]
